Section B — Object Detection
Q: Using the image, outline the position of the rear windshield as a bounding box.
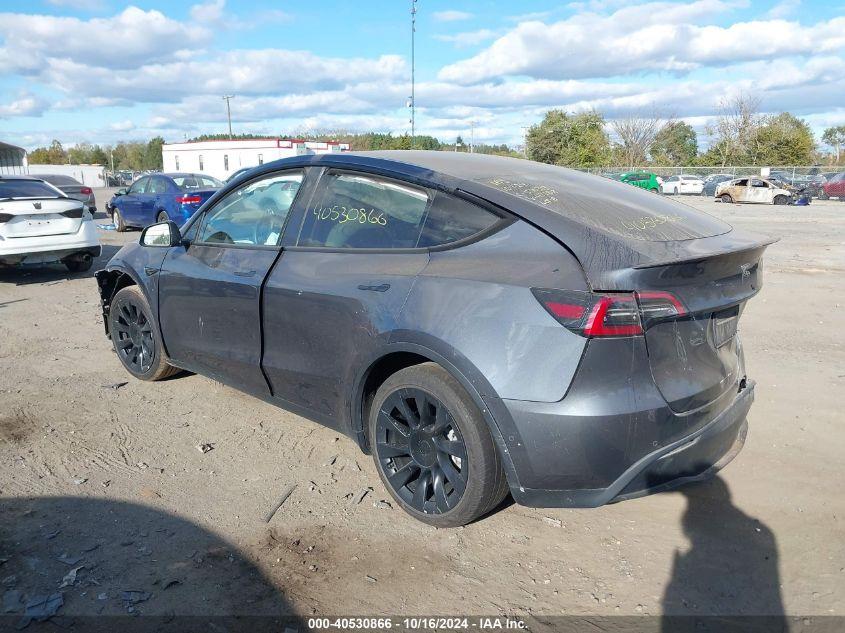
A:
[0,180,62,199]
[39,175,79,186]
[478,164,732,242]
[173,176,223,190]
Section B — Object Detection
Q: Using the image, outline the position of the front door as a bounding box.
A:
[157,169,306,396]
[120,177,149,225]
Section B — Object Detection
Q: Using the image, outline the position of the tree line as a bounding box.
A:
[27,137,165,171]
[526,95,845,169]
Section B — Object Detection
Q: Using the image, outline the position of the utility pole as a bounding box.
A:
[222,95,234,139]
[409,0,417,148]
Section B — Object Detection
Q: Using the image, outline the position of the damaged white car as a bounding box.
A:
[715,177,793,205]
[0,176,101,271]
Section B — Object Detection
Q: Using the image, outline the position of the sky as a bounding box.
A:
[0,0,843,151]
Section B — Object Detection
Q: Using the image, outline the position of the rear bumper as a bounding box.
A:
[504,381,753,508]
[492,333,755,508]
[0,220,101,265]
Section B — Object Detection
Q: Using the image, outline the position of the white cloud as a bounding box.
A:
[0,7,208,73]
[0,94,48,118]
[432,10,473,22]
[439,0,845,83]
[766,0,800,19]
[433,29,498,47]
[109,120,136,131]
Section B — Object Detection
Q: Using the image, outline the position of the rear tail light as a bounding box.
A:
[80,187,93,195]
[532,288,687,337]
[177,195,202,205]
[60,208,84,218]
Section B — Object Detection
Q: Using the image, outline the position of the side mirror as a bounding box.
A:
[140,221,182,248]
[115,188,127,196]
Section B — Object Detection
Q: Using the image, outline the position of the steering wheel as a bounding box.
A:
[206,231,234,244]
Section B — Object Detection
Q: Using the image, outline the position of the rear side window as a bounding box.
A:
[148,177,167,194]
[297,172,502,249]
[417,193,500,248]
[298,173,430,249]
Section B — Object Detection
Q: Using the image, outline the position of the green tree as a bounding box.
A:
[28,139,67,164]
[821,125,845,163]
[143,136,165,170]
[651,121,698,165]
[526,110,611,167]
[749,113,815,165]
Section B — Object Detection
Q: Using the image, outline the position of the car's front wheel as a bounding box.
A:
[109,286,178,381]
[369,363,509,527]
[113,208,127,232]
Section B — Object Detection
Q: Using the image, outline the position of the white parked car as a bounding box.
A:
[0,176,101,272]
[660,174,705,195]
[715,177,794,205]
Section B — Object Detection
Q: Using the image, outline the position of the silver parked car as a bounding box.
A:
[37,174,97,212]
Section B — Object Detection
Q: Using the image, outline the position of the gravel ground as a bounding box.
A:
[0,190,843,625]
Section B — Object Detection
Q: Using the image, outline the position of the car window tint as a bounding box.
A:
[148,178,167,194]
[297,173,430,249]
[198,171,303,246]
[0,180,62,199]
[734,179,748,187]
[417,193,500,248]
[128,178,148,194]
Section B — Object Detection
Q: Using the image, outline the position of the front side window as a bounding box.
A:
[297,173,430,249]
[175,156,180,171]
[751,179,767,188]
[224,155,229,171]
[198,155,204,171]
[197,171,303,246]
[258,154,264,165]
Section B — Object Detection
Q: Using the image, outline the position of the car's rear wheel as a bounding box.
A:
[720,194,733,204]
[109,286,178,381]
[157,210,169,223]
[774,195,790,205]
[369,363,508,527]
[113,208,127,232]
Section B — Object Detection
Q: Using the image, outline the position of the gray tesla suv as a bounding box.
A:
[95,151,773,526]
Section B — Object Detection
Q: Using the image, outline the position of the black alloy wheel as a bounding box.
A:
[112,296,155,375]
[369,363,509,527]
[375,388,468,514]
[109,286,178,381]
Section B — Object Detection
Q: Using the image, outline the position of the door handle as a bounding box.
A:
[357,283,390,292]
[233,270,257,277]
[144,266,158,276]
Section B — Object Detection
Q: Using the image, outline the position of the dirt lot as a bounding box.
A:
[1,191,843,627]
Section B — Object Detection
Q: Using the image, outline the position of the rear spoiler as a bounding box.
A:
[632,236,779,269]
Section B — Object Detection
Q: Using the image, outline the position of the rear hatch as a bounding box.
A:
[465,165,775,413]
[0,197,86,239]
[631,244,767,412]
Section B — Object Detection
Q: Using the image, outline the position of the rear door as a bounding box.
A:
[157,169,306,396]
[261,169,432,425]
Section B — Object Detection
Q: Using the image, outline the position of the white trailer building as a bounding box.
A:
[161,138,350,180]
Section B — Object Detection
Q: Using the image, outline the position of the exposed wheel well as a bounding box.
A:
[357,351,431,452]
[96,270,137,336]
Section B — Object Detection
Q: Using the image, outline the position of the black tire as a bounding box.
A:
[64,258,93,273]
[109,286,178,381]
[157,210,169,223]
[369,362,508,527]
[720,194,733,204]
[113,207,127,232]
[774,195,789,206]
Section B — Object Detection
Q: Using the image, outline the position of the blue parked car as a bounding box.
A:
[110,173,223,231]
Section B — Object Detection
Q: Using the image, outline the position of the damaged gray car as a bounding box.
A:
[95,151,773,527]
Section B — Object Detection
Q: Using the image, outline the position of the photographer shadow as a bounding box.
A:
[660,476,787,632]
